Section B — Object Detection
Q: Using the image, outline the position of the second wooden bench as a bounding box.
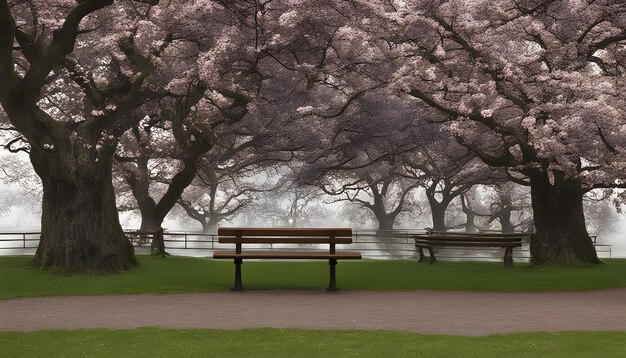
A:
[414,231,527,267]
[213,228,362,291]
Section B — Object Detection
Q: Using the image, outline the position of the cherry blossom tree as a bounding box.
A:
[0,0,334,272]
[375,0,626,264]
[3,0,622,272]
[0,0,172,273]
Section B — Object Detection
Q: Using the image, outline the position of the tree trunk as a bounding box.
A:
[31,152,136,274]
[138,203,160,233]
[136,203,166,255]
[371,205,395,231]
[377,216,394,231]
[529,173,601,265]
[201,221,212,234]
[464,211,477,233]
[426,187,449,232]
[460,194,477,233]
[369,196,396,231]
[431,204,447,232]
[140,220,160,232]
[500,215,515,234]
[206,215,220,233]
[130,190,165,255]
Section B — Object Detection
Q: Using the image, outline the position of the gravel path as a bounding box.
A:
[2,289,626,336]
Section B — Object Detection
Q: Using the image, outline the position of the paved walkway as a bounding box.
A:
[2,289,626,336]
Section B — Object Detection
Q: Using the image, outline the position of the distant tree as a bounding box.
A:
[177,163,273,233]
[459,193,478,233]
[319,166,420,231]
[585,189,622,244]
[249,183,325,228]
[114,82,249,254]
[454,184,533,234]
[0,151,41,200]
[295,93,423,230]
[485,184,533,234]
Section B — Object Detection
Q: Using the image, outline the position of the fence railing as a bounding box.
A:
[0,229,613,261]
[0,232,42,250]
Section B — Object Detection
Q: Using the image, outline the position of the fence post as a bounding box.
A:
[185,233,188,249]
[387,237,390,254]
[23,233,26,248]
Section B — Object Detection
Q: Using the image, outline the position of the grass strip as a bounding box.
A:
[1,256,626,300]
[1,328,624,357]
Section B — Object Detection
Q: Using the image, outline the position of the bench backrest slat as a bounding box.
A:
[218,227,352,237]
[417,235,523,243]
[219,237,353,244]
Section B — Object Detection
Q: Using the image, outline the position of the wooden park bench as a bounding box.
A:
[414,230,528,267]
[213,228,362,291]
[124,230,155,247]
[124,229,167,257]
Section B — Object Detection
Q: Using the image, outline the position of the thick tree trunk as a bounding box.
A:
[431,204,447,232]
[426,187,449,232]
[371,205,396,231]
[135,202,165,255]
[377,216,394,231]
[31,153,136,274]
[140,212,166,256]
[138,204,160,233]
[128,190,164,255]
[122,157,164,255]
[529,173,601,265]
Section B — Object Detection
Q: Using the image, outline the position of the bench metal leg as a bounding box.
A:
[233,259,243,291]
[417,247,425,262]
[428,247,437,264]
[504,248,514,267]
[327,259,337,291]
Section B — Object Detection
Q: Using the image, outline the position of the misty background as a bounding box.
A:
[1,150,624,258]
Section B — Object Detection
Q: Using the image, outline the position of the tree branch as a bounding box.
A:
[21,0,114,95]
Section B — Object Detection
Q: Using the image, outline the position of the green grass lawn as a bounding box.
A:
[1,328,624,357]
[1,256,626,300]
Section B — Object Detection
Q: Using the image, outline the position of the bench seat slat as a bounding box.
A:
[218,237,352,244]
[427,231,531,237]
[213,251,362,259]
[416,242,522,248]
[416,236,523,243]
[218,227,352,237]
